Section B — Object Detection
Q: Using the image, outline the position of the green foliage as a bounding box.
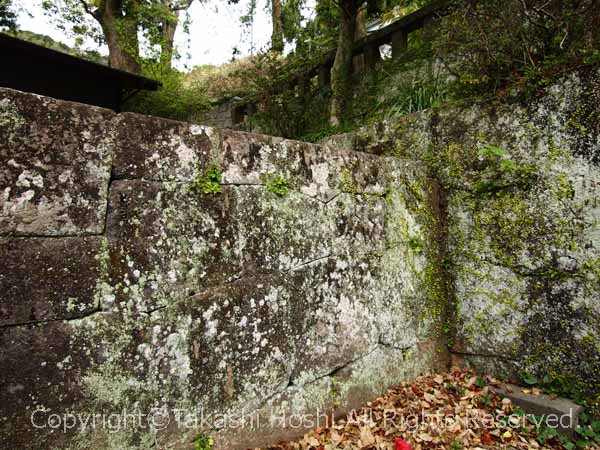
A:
[41,0,106,47]
[7,29,107,64]
[41,0,195,69]
[124,62,210,121]
[223,27,447,140]
[263,173,290,197]
[584,49,600,65]
[434,0,600,97]
[381,65,448,121]
[0,0,17,31]
[227,50,331,138]
[475,376,485,389]
[299,123,353,143]
[190,164,223,195]
[521,372,539,386]
[194,434,213,450]
[407,235,424,254]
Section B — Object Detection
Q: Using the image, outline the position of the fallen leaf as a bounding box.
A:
[360,427,375,446]
[481,430,493,445]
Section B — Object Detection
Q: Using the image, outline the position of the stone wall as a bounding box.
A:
[4,66,599,450]
[0,87,446,450]
[326,67,600,407]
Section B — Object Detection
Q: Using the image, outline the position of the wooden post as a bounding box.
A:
[318,64,331,90]
[423,15,434,29]
[364,43,381,71]
[391,29,408,59]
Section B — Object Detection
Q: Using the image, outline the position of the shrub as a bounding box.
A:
[229,51,331,139]
[123,62,210,122]
[434,0,600,96]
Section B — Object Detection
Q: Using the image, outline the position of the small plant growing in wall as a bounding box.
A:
[407,235,425,254]
[263,173,289,197]
[190,164,222,195]
[474,144,537,196]
[339,168,357,194]
[194,433,213,450]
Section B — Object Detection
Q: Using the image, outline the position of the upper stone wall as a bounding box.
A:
[0,87,445,450]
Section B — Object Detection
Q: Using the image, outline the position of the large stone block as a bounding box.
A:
[112,112,220,181]
[0,88,114,236]
[0,320,92,449]
[0,237,106,326]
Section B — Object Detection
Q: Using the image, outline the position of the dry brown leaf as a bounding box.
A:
[359,427,375,446]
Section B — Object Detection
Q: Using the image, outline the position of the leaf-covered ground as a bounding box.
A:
[256,369,583,450]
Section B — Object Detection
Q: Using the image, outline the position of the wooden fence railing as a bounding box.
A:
[300,0,447,90]
[229,1,448,125]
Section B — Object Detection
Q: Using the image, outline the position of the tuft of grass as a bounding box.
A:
[382,71,448,121]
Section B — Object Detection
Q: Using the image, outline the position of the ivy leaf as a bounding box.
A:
[475,376,485,389]
[523,374,539,385]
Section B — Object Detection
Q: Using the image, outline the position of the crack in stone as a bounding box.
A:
[377,334,414,352]
[0,232,104,238]
[0,306,104,329]
[287,254,332,272]
[139,272,249,315]
[222,182,264,187]
[474,255,581,279]
[450,349,520,362]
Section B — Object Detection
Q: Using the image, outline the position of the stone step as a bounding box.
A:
[491,383,583,438]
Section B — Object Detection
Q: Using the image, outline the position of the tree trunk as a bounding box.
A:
[271,0,284,53]
[330,0,359,126]
[160,11,179,67]
[353,7,367,72]
[97,0,141,74]
[355,7,367,39]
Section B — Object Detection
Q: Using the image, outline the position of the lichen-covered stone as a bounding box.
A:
[112,112,220,181]
[0,88,114,236]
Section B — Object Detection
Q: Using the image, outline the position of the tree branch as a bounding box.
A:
[169,0,195,11]
[78,0,99,20]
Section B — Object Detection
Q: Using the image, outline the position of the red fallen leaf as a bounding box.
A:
[481,430,494,445]
[396,438,412,450]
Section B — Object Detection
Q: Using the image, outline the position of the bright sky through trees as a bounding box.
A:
[17,0,281,68]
